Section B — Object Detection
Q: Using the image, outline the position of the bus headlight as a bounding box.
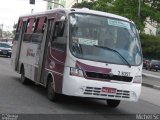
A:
[133,76,142,84]
[70,67,84,77]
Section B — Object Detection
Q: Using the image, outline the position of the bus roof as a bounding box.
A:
[19,8,130,22]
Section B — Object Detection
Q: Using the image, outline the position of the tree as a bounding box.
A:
[144,0,160,10]
[12,23,17,36]
[72,1,95,9]
[140,33,160,59]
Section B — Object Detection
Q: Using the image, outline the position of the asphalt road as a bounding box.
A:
[0,57,160,120]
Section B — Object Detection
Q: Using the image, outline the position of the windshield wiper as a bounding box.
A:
[94,45,131,68]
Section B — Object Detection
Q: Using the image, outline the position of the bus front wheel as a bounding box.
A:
[20,67,29,84]
[106,99,121,108]
[47,77,59,102]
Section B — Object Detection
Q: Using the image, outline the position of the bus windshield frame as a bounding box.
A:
[69,13,142,66]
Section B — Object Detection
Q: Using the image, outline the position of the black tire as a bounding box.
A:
[106,99,121,108]
[7,54,11,58]
[21,67,29,84]
[47,77,59,102]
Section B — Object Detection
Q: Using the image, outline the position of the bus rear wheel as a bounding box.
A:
[106,99,121,108]
[47,77,59,102]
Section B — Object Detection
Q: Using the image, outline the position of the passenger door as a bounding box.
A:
[36,18,55,84]
[14,19,27,71]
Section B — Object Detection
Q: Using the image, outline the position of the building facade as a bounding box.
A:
[47,0,66,9]
[144,18,160,36]
[144,22,157,36]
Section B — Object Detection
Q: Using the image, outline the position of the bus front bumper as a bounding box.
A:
[62,75,141,102]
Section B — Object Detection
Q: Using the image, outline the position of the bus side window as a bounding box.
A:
[34,18,39,33]
[23,18,35,42]
[32,17,46,44]
[15,19,23,41]
[36,17,47,33]
[42,18,47,33]
[55,21,65,37]
[51,21,66,51]
[32,19,36,32]
[26,18,35,33]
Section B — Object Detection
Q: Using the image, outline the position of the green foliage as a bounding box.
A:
[140,33,160,59]
[72,1,95,9]
[111,0,144,31]
[92,0,113,12]
[144,0,160,11]
[12,23,17,35]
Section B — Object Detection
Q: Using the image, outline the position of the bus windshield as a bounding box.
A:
[69,13,142,66]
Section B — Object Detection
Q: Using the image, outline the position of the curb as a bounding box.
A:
[142,73,160,90]
[142,82,160,90]
[142,73,160,79]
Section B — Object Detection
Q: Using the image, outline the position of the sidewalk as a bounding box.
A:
[142,73,160,90]
[143,73,160,79]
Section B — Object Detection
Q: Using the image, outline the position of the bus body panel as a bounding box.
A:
[44,46,66,93]
[62,51,142,101]
[19,42,39,80]
[11,8,143,102]
[62,72,141,101]
[11,41,18,70]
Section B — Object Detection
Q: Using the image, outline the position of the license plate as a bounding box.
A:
[2,51,7,54]
[102,87,117,94]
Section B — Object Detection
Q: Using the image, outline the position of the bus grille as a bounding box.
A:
[85,71,132,82]
[83,87,130,99]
